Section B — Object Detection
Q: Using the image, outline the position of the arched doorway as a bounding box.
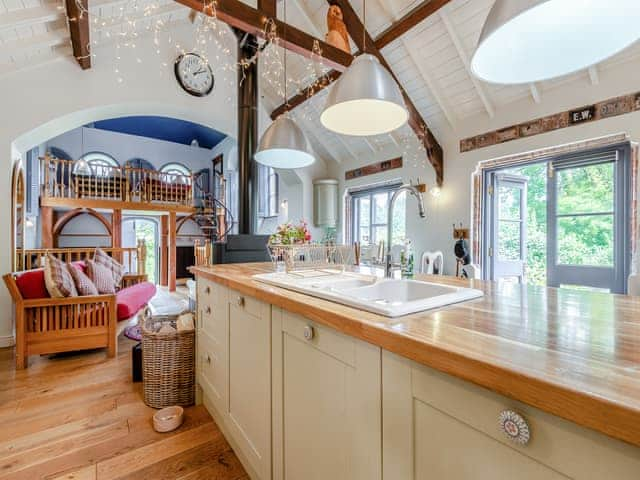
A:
[122,217,159,283]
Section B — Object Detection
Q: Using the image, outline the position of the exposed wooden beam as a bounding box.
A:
[374,0,453,50]
[439,8,494,118]
[327,0,443,185]
[271,69,341,119]
[65,0,91,69]
[174,0,353,71]
[257,0,276,19]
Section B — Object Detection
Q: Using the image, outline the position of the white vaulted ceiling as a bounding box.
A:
[1,0,640,165]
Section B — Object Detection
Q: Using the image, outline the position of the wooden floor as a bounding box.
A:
[0,336,248,480]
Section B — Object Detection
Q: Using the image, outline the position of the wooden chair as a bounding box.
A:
[4,273,118,369]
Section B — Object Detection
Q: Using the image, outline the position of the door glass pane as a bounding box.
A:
[557,214,614,266]
[557,162,614,215]
[498,220,521,261]
[498,185,521,220]
[373,192,388,224]
[391,191,406,245]
[358,197,370,227]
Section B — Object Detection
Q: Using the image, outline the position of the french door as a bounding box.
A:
[485,144,630,293]
[490,173,528,283]
[547,148,629,293]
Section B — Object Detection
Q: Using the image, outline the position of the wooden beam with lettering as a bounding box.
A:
[174,0,353,71]
[326,0,443,185]
[345,157,402,180]
[65,0,91,69]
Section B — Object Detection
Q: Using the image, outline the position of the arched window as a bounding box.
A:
[160,163,191,184]
[76,152,119,177]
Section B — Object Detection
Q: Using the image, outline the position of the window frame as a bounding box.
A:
[257,164,279,218]
[159,162,192,184]
[348,182,404,247]
[78,152,119,177]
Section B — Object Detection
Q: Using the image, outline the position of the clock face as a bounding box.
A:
[174,53,214,97]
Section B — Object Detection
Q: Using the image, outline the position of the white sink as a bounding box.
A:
[253,271,483,317]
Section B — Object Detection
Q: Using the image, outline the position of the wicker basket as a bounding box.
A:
[141,313,195,408]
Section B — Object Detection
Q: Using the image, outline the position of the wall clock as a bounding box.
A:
[174,53,214,97]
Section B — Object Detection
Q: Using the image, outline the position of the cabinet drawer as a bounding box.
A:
[228,289,263,318]
[197,330,226,414]
[282,310,356,367]
[383,352,640,479]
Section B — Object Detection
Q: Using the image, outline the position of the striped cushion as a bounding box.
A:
[86,260,116,294]
[93,247,125,286]
[68,262,99,296]
[44,254,78,298]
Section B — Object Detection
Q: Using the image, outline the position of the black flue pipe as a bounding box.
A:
[237,33,259,235]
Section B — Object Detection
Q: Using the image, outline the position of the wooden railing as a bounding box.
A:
[41,155,195,207]
[194,239,212,266]
[16,246,146,274]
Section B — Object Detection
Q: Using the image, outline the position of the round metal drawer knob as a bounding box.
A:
[205,354,212,364]
[303,325,315,341]
[205,286,211,294]
[499,410,530,445]
[205,306,211,314]
[236,296,245,307]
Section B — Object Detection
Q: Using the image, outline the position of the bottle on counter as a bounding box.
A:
[401,239,415,279]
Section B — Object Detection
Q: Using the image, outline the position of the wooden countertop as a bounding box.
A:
[191,263,640,448]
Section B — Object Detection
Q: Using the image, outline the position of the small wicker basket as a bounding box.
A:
[141,311,195,409]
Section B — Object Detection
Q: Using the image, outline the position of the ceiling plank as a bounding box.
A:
[439,7,494,118]
[326,0,443,185]
[174,0,353,71]
[0,3,64,32]
[374,0,453,50]
[65,0,91,69]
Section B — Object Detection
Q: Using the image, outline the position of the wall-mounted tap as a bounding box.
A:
[385,183,426,278]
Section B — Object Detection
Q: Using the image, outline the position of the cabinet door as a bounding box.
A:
[196,280,228,414]
[226,290,272,480]
[382,351,640,480]
[272,308,381,480]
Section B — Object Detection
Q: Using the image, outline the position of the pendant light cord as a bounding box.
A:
[362,0,366,53]
[283,0,288,109]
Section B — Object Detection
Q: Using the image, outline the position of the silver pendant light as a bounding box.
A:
[255,0,315,169]
[471,0,640,85]
[320,0,408,136]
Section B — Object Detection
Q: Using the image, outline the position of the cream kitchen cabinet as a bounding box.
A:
[196,282,272,480]
[271,308,382,480]
[382,351,640,480]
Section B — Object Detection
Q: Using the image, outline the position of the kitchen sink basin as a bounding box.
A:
[253,271,483,317]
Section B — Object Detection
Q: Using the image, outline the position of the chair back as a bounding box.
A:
[420,251,444,275]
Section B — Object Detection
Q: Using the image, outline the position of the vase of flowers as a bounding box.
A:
[269,220,312,245]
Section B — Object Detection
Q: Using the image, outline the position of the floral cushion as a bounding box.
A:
[86,259,116,294]
[93,247,125,286]
[67,262,99,296]
[44,254,78,298]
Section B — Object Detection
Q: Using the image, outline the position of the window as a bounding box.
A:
[257,164,279,218]
[77,152,119,177]
[350,184,405,247]
[160,163,191,184]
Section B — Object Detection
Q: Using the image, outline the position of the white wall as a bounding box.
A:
[330,65,640,275]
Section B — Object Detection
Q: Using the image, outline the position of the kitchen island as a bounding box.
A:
[191,262,640,479]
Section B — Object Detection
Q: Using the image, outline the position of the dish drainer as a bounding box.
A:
[268,244,356,275]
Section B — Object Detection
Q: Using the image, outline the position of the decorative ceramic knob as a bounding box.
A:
[303,325,315,341]
[499,410,530,445]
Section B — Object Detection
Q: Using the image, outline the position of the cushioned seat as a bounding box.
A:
[16,262,86,299]
[116,281,156,321]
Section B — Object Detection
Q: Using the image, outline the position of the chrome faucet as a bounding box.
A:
[385,184,426,278]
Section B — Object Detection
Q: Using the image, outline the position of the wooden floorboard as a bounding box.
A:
[0,336,247,480]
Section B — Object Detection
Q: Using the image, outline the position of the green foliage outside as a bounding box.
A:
[501,162,614,287]
[135,221,157,284]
